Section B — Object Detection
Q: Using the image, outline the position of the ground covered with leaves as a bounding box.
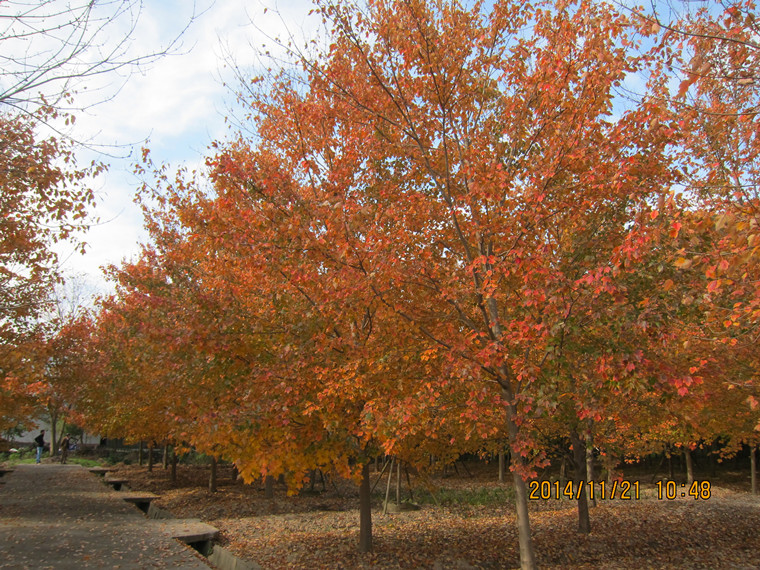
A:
[110,461,760,569]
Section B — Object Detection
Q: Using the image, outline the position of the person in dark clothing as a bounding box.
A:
[34,430,45,464]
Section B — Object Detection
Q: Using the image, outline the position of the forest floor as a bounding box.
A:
[108,460,760,570]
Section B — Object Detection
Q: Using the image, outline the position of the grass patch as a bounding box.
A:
[1,452,36,466]
[373,483,515,507]
[419,485,515,506]
[0,451,104,468]
[65,457,102,467]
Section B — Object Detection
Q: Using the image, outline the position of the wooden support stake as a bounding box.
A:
[382,457,395,515]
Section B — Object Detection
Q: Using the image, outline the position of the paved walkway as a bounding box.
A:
[0,464,211,569]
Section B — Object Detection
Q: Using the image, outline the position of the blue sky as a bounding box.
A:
[54,0,317,292]
[52,0,681,294]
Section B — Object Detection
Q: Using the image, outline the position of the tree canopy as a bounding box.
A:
[10,1,760,569]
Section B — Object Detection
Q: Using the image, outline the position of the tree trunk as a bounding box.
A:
[710,441,718,477]
[751,445,757,496]
[163,443,169,470]
[603,454,618,486]
[570,430,591,534]
[503,391,536,570]
[209,455,218,493]
[358,462,373,553]
[48,407,59,458]
[170,449,178,483]
[586,435,597,508]
[559,454,567,488]
[148,441,154,472]
[395,459,402,505]
[667,449,674,480]
[684,448,694,485]
[498,450,506,484]
[138,441,144,466]
[264,475,275,499]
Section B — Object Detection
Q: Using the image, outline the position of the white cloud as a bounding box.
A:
[55,0,317,289]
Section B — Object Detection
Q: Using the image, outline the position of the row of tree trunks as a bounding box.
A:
[137,442,760,500]
[133,439,760,567]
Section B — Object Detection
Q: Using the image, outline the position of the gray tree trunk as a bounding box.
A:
[586,435,596,508]
[751,445,757,496]
[358,462,373,553]
[503,391,536,570]
[48,407,59,459]
[570,430,591,534]
[684,448,694,485]
[209,456,217,493]
[170,449,178,483]
[395,460,402,505]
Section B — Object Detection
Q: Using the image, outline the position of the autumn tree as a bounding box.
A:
[0,0,202,433]
[31,314,95,456]
[0,113,100,430]
[121,152,491,552]
[75,1,760,565]
[78,261,194,452]
[646,1,760,463]
[205,0,683,565]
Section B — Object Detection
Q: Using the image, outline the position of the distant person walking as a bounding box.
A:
[59,433,70,464]
[34,430,45,464]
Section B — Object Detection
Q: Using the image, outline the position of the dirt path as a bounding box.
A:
[0,464,211,569]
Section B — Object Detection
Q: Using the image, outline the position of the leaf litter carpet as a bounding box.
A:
[114,464,760,569]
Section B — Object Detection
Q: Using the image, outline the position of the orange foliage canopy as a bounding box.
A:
[0,112,98,432]
[77,0,760,565]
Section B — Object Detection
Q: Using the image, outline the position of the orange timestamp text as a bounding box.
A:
[527,479,713,501]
